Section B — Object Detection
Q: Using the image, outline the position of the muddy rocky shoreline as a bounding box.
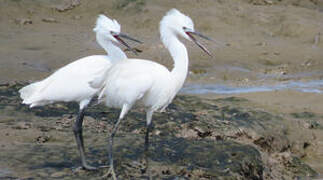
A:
[1,0,323,179]
[0,82,319,179]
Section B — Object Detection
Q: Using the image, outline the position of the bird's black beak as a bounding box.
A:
[113,32,142,55]
[185,30,212,56]
[119,33,143,44]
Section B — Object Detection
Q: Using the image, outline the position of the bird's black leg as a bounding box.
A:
[143,110,153,179]
[144,110,154,152]
[144,122,152,152]
[102,117,122,179]
[103,104,130,179]
[105,117,122,179]
[73,107,96,170]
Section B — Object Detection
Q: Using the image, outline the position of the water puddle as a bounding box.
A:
[181,80,323,94]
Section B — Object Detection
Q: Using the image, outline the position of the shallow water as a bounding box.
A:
[181,80,323,95]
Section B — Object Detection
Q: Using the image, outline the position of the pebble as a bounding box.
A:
[15,122,32,129]
[55,0,81,12]
[303,120,319,129]
[256,42,266,46]
[36,135,50,144]
[302,59,313,67]
[0,82,9,87]
[264,0,273,5]
[15,18,32,25]
[154,129,161,135]
[72,15,82,20]
[55,104,68,110]
[42,18,58,23]
[50,171,67,178]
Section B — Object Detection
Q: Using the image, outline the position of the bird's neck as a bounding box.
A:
[162,31,189,93]
[96,34,127,63]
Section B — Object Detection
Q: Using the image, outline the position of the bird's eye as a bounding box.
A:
[183,27,187,31]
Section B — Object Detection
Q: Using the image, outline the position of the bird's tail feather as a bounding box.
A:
[19,81,43,106]
[19,82,39,100]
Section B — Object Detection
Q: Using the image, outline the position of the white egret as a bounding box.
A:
[19,14,142,170]
[94,9,212,178]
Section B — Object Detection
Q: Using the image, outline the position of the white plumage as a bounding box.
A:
[97,9,212,178]
[20,55,111,108]
[20,15,128,109]
[98,59,174,111]
[19,14,141,170]
[97,9,201,113]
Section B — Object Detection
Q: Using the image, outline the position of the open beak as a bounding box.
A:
[113,33,142,55]
[119,33,143,44]
[185,30,212,56]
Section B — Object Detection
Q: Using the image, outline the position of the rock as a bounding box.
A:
[256,42,266,46]
[254,135,290,153]
[249,0,275,5]
[303,120,320,129]
[36,135,50,144]
[54,125,63,130]
[72,15,82,20]
[54,104,68,110]
[0,82,9,87]
[15,18,32,25]
[14,122,32,129]
[42,18,57,23]
[114,136,263,179]
[55,0,81,12]
[302,59,313,67]
[154,129,161,136]
[190,69,207,75]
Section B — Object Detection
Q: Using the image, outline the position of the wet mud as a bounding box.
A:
[0,83,319,179]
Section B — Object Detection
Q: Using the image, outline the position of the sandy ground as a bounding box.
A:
[1,0,323,178]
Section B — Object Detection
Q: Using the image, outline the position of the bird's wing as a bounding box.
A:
[20,55,112,106]
[88,64,111,90]
[97,60,157,107]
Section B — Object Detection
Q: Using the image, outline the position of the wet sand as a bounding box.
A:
[1,0,323,179]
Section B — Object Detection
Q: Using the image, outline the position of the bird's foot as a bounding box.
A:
[98,165,110,169]
[102,166,117,180]
[82,163,98,171]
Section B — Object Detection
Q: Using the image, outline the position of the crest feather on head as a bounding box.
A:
[93,14,121,33]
